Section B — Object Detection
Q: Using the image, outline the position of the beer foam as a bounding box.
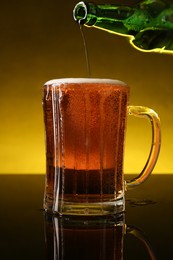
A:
[44,78,127,87]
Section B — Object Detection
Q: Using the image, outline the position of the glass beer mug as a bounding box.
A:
[44,213,156,260]
[42,78,161,215]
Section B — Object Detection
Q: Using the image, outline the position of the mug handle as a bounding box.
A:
[126,106,161,189]
[126,225,156,259]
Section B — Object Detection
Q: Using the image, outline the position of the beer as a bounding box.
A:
[42,79,129,214]
[44,214,125,260]
[56,219,124,260]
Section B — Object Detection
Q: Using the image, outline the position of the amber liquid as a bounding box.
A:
[57,224,124,260]
[43,80,129,212]
[44,214,125,260]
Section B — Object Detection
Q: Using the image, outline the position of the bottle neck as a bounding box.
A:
[73,2,135,34]
[73,2,97,26]
[73,1,173,53]
[73,2,134,26]
[73,1,172,30]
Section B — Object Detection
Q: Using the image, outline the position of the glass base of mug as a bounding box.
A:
[54,196,125,216]
[43,194,53,213]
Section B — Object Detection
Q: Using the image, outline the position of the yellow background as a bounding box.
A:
[0,0,173,174]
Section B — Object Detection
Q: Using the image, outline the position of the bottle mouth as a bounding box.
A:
[73,1,88,25]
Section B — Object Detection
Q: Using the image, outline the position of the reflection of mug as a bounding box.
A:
[44,213,156,260]
[42,78,161,215]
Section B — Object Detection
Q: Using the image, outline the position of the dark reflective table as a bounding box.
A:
[0,174,172,260]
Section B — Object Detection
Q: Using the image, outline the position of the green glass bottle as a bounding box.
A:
[73,0,173,54]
